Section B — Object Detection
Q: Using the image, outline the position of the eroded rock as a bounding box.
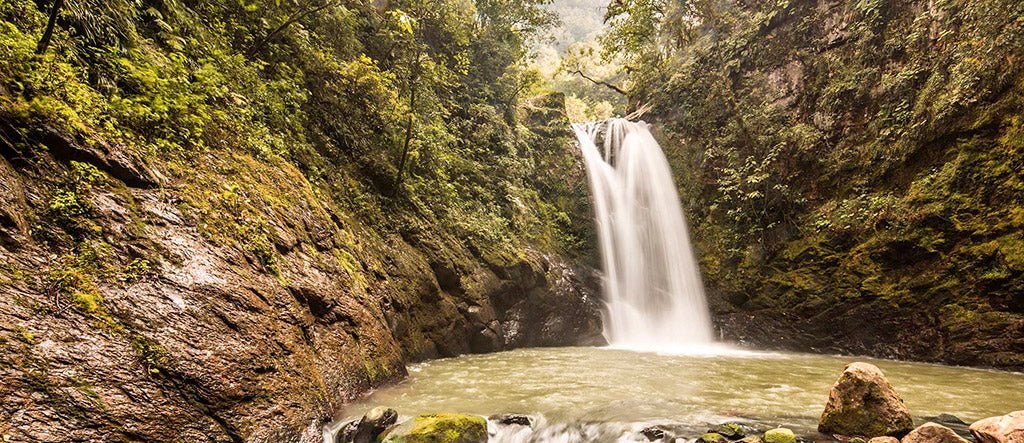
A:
[818,362,914,437]
[970,411,1024,443]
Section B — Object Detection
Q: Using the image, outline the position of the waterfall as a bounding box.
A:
[573,118,714,352]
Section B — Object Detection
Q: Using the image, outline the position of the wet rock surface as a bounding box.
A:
[642,426,668,441]
[336,407,398,443]
[491,414,534,427]
[818,362,914,438]
[0,125,604,442]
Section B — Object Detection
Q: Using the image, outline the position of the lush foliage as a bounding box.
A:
[0,0,594,272]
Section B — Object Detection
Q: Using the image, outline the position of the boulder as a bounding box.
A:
[818,362,914,437]
[971,411,1024,443]
[869,437,900,443]
[764,428,796,443]
[902,423,969,443]
[381,413,487,443]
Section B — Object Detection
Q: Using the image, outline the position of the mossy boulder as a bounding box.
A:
[380,414,487,443]
[819,362,914,438]
[701,432,728,443]
[764,428,796,443]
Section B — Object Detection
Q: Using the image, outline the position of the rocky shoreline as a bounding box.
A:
[330,362,1024,443]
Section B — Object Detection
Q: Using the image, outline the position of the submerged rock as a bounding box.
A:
[901,423,969,443]
[933,414,967,426]
[970,411,1024,443]
[380,413,487,443]
[491,414,533,427]
[764,428,796,443]
[818,362,914,437]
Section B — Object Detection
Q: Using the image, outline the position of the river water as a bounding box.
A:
[331,346,1023,442]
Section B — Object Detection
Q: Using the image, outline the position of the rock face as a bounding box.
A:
[0,98,604,442]
[971,411,1024,443]
[380,414,487,443]
[819,362,914,438]
[902,423,970,443]
[654,0,1024,371]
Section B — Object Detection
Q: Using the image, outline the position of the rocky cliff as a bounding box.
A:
[0,0,604,440]
[0,96,603,443]
[644,0,1024,369]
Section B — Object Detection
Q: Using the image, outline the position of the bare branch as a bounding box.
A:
[569,69,628,96]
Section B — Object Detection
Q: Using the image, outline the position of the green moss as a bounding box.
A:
[15,327,35,345]
[716,423,746,439]
[130,336,171,375]
[701,433,727,443]
[47,265,103,314]
[118,258,151,283]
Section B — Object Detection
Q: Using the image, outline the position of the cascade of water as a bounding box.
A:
[573,118,714,351]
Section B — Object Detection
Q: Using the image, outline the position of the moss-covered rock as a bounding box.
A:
[381,414,487,443]
[716,423,747,439]
[764,428,796,443]
[701,432,728,443]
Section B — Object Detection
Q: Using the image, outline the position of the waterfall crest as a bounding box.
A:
[573,119,714,352]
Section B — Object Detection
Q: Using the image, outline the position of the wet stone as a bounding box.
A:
[491,414,533,427]
[641,426,668,441]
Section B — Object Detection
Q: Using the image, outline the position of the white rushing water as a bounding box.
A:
[573,119,714,352]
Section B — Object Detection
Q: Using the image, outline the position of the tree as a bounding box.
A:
[246,0,343,57]
[36,0,64,54]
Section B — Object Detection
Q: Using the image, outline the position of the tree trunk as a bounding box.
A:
[36,0,65,54]
[393,80,418,193]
